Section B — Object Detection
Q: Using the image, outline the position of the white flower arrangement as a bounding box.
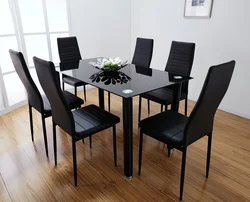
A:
[89,58,128,71]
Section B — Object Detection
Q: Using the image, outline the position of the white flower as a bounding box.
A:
[89,58,127,69]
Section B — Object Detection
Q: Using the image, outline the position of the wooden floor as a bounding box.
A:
[1,88,250,202]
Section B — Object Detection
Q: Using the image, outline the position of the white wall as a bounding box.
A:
[69,0,131,62]
[68,0,250,118]
[131,0,250,118]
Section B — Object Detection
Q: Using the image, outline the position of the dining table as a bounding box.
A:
[60,58,192,179]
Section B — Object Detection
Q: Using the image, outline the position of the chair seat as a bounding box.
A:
[141,87,186,105]
[42,96,52,116]
[139,110,188,147]
[42,91,84,116]
[63,75,87,87]
[73,105,120,138]
[63,91,84,108]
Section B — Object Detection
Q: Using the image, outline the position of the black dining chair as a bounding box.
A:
[107,37,154,112]
[57,36,87,101]
[138,61,236,200]
[9,50,84,158]
[138,41,195,122]
[33,56,120,186]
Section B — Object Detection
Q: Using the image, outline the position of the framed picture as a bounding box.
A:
[184,0,214,18]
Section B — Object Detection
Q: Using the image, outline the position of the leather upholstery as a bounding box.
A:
[42,96,52,116]
[139,110,188,148]
[9,50,83,118]
[165,41,196,94]
[9,50,44,113]
[165,41,195,76]
[57,36,82,63]
[33,57,120,137]
[141,41,195,105]
[140,61,235,148]
[107,37,154,111]
[42,91,83,116]
[139,61,235,201]
[34,57,76,134]
[63,75,86,86]
[184,61,235,146]
[141,87,187,105]
[73,105,120,139]
[62,91,83,109]
[57,37,87,90]
[132,37,154,68]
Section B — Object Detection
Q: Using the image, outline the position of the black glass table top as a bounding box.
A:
[60,58,192,98]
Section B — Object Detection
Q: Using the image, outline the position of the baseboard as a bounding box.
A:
[0,85,97,117]
[1,88,248,119]
[0,100,28,116]
[76,84,96,92]
[218,106,250,119]
[188,98,250,119]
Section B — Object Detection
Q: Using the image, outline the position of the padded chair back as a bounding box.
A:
[57,36,82,63]
[132,37,154,68]
[33,57,74,135]
[9,49,43,112]
[165,41,195,93]
[184,61,235,146]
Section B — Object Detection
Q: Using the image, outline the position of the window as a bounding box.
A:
[0,0,70,113]
[0,80,5,110]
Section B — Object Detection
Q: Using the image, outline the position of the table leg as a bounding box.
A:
[123,97,133,178]
[98,89,104,109]
[171,83,182,112]
[168,83,182,154]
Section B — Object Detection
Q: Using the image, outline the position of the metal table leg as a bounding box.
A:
[122,97,133,178]
[171,82,182,112]
[98,88,104,109]
[168,82,182,154]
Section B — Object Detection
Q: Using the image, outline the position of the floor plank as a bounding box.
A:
[0,173,11,202]
[0,88,250,202]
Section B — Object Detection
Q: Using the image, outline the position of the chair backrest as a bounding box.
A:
[131,37,154,68]
[57,36,82,63]
[33,57,74,135]
[184,61,235,146]
[165,41,195,94]
[9,49,43,112]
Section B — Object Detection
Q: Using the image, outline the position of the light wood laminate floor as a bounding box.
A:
[1,88,250,202]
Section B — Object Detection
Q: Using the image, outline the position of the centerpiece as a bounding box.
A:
[89,58,128,72]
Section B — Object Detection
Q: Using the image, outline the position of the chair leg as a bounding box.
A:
[167,145,173,157]
[138,96,142,123]
[62,82,65,91]
[89,135,92,148]
[82,138,85,144]
[74,86,77,96]
[28,104,34,142]
[180,148,187,201]
[41,114,49,158]
[138,129,144,176]
[83,85,87,101]
[206,134,212,178]
[161,104,163,113]
[72,140,77,186]
[185,98,188,116]
[147,99,150,115]
[53,122,57,165]
[113,125,117,167]
[108,92,111,112]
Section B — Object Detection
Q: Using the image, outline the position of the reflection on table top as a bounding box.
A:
[60,58,192,98]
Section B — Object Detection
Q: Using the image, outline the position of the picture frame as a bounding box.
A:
[184,0,214,18]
